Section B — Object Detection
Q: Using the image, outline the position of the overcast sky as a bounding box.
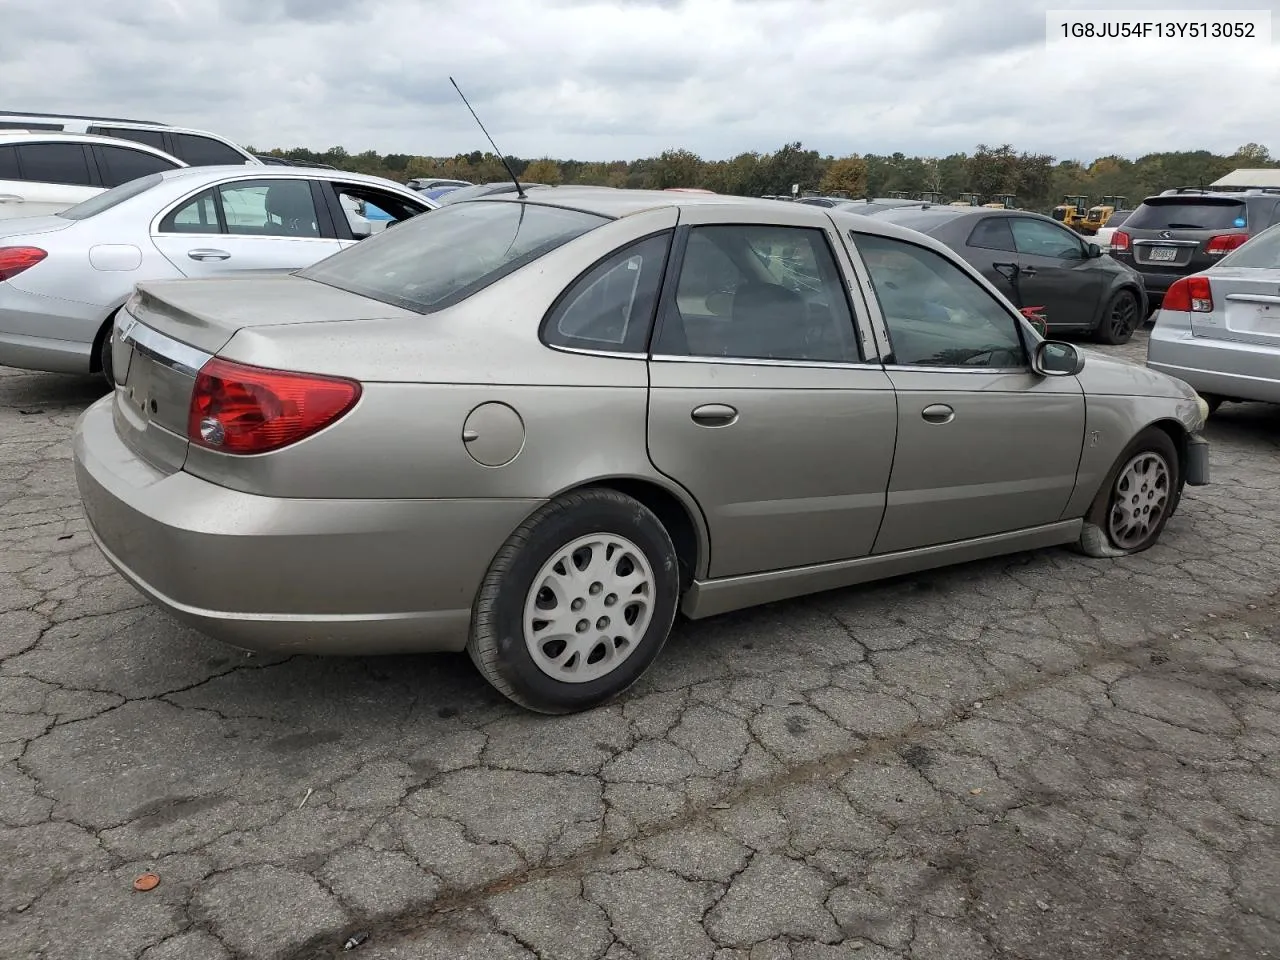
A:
[3,0,1278,163]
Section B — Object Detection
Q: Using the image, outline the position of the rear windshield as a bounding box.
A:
[1218,223,1280,268]
[1125,199,1247,230]
[56,173,164,220]
[1103,209,1131,228]
[300,200,609,314]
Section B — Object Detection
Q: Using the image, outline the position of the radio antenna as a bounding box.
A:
[449,77,525,200]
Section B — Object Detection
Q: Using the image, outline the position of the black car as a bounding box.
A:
[1108,188,1280,307]
[866,205,1146,344]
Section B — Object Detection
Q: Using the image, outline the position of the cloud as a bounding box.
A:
[1,0,1276,163]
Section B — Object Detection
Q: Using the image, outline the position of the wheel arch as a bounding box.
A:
[1147,416,1190,491]
[550,474,710,591]
[1094,279,1145,331]
[88,298,130,374]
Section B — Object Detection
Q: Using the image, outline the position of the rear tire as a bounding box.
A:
[1093,288,1140,345]
[98,330,115,389]
[1076,427,1180,558]
[467,489,680,714]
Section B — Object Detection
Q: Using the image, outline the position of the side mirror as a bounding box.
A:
[1033,340,1085,377]
[1086,242,1102,258]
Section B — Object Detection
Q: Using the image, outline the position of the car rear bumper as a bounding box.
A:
[72,396,542,655]
[1131,269,1182,304]
[1147,321,1280,405]
[0,286,102,374]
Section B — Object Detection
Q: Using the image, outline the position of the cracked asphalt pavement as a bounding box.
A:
[2,331,1279,960]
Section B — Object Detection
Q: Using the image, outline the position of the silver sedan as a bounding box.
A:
[0,165,435,380]
[1147,222,1280,412]
[72,189,1211,713]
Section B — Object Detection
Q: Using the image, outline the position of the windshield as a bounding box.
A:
[1125,199,1247,230]
[57,173,164,220]
[1103,209,1131,228]
[1217,223,1280,269]
[300,200,609,314]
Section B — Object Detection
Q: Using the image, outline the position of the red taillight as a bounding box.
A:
[187,358,361,455]
[1110,230,1131,253]
[0,246,47,282]
[1163,275,1213,313]
[1205,232,1248,255]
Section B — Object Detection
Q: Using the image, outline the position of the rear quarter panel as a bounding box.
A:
[184,206,688,506]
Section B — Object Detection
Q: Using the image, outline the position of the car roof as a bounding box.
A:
[0,130,185,160]
[0,110,165,124]
[152,164,424,191]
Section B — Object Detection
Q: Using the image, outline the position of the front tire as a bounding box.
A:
[1076,427,1180,558]
[1093,288,1140,345]
[467,489,680,714]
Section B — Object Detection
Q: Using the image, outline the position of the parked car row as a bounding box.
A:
[0,164,436,378]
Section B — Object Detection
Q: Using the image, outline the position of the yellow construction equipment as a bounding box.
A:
[1080,195,1127,234]
[917,191,945,204]
[983,194,1018,209]
[1051,195,1090,231]
[949,193,982,206]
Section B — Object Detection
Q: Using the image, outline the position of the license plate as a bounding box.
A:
[1149,247,1178,262]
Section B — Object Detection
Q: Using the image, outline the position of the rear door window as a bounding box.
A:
[13,143,93,186]
[0,145,18,179]
[967,217,1016,251]
[88,125,169,152]
[169,133,248,166]
[1125,200,1247,230]
[95,145,180,188]
[160,188,223,233]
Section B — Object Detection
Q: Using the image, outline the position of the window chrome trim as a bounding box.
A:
[650,353,874,370]
[544,343,645,361]
[881,363,1032,374]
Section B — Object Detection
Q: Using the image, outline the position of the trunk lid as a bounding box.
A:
[110,274,407,471]
[0,216,75,240]
[1189,266,1280,347]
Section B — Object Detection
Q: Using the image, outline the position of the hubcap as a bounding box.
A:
[1108,451,1170,549]
[522,534,655,683]
[1111,295,1137,337]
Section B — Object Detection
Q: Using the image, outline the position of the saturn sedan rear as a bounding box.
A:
[73,189,1210,714]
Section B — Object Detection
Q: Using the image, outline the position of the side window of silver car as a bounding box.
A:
[855,233,1026,369]
[654,224,861,364]
[542,232,672,354]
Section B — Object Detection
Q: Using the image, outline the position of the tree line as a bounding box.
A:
[247,141,1278,212]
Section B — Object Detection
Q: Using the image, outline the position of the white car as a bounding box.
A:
[0,131,187,220]
[0,111,258,166]
[1093,209,1133,251]
[0,165,437,379]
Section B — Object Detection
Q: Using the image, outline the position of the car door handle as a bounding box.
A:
[921,403,954,424]
[1020,266,1037,277]
[690,403,738,426]
[0,193,23,203]
[187,248,231,261]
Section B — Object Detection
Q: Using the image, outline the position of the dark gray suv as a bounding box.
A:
[1109,188,1280,307]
